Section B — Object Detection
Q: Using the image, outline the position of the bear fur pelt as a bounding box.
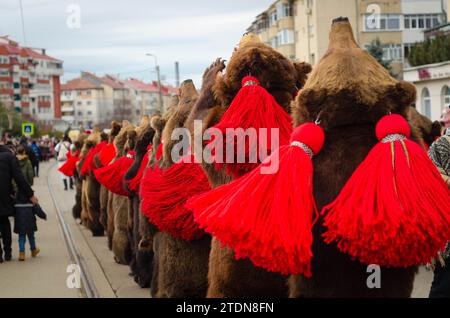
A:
[110,121,136,264]
[97,121,122,232]
[72,137,86,220]
[288,18,418,298]
[407,106,442,148]
[123,115,156,287]
[186,35,312,298]
[78,130,106,236]
[148,79,217,298]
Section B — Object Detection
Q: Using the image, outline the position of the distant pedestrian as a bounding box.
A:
[30,141,41,177]
[0,145,38,263]
[428,128,450,298]
[16,146,34,186]
[55,136,74,190]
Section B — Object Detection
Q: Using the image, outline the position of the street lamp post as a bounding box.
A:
[146,53,164,114]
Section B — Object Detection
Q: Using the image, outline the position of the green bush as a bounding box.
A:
[409,35,450,67]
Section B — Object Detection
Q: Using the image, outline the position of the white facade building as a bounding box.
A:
[404,61,450,121]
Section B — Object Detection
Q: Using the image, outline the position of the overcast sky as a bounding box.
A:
[0,0,274,87]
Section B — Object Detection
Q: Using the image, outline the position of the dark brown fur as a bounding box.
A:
[150,80,214,298]
[190,36,311,298]
[289,19,417,298]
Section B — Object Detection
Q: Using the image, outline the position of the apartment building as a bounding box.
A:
[247,0,297,60]
[61,72,178,128]
[248,0,448,77]
[0,36,63,124]
[125,78,179,120]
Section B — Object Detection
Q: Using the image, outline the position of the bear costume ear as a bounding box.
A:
[293,62,312,90]
[392,81,417,110]
[431,121,443,139]
[294,88,328,126]
[150,116,166,133]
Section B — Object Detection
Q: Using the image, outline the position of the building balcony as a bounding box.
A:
[0,76,12,82]
[61,95,74,102]
[37,79,50,84]
[0,88,13,95]
[20,77,29,83]
[21,101,30,108]
[61,115,75,123]
[61,105,75,113]
[38,101,51,108]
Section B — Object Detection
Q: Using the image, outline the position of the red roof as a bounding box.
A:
[126,78,179,96]
[0,36,61,62]
[61,78,102,91]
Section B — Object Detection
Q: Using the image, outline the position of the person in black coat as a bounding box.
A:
[0,145,38,263]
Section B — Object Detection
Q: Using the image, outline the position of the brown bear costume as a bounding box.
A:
[186,35,311,298]
[288,18,420,298]
[123,116,156,287]
[96,121,122,236]
[107,121,135,263]
[407,106,442,149]
[148,79,216,298]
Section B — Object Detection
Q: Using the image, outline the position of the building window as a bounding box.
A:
[404,14,442,30]
[364,14,401,32]
[87,111,92,115]
[442,86,450,111]
[87,101,91,106]
[278,29,295,45]
[422,88,432,118]
[270,36,279,48]
[282,3,292,17]
[270,10,277,26]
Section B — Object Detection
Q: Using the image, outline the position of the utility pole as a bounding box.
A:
[175,61,180,88]
[146,53,164,114]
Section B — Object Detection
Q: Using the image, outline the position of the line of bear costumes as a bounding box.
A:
[67,18,447,298]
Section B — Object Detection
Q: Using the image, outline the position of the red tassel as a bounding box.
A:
[209,76,293,178]
[127,145,152,193]
[98,142,117,167]
[58,151,81,177]
[94,151,135,196]
[186,123,325,276]
[323,114,450,267]
[140,154,211,241]
[80,141,107,176]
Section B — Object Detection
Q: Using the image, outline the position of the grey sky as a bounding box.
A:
[0,0,274,87]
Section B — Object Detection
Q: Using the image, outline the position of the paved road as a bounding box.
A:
[0,162,435,298]
[0,162,80,298]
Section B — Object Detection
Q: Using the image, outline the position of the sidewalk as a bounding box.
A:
[0,162,80,298]
[48,164,148,298]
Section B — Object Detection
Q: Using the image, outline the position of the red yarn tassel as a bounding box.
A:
[323,114,450,267]
[140,154,211,241]
[98,142,117,167]
[80,141,107,176]
[128,146,152,193]
[186,123,325,276]
[209,76,293,178]
[94,151,135,196]
[58,151,81,177]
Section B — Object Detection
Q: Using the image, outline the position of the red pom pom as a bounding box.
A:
[187,123,324,276]
[209,76,293,178]
[140,154,211,241]
[290,123,325,155]
[94,151,135,196]
[323,115,450,267]
[58,151,81,177]
[98,142,117,167]
[80,141,107,176]
[376,114,411,141]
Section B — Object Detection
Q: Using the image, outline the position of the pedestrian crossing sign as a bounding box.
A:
[22,123,34,136]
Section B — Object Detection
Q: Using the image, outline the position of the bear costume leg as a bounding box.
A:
[85,175,104,236]
[112,194,131,265]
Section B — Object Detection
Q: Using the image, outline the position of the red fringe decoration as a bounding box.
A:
[127,146,152,193]
[208,76,293,178]
[140,154,211,241]
[98,142,117,167]
[186,123,325,276]
[58,151,81,177]
[323,114,450,267]
[80,141,107,176]
[94,151,135,196]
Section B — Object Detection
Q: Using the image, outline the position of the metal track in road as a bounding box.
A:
[47,163,99,298]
